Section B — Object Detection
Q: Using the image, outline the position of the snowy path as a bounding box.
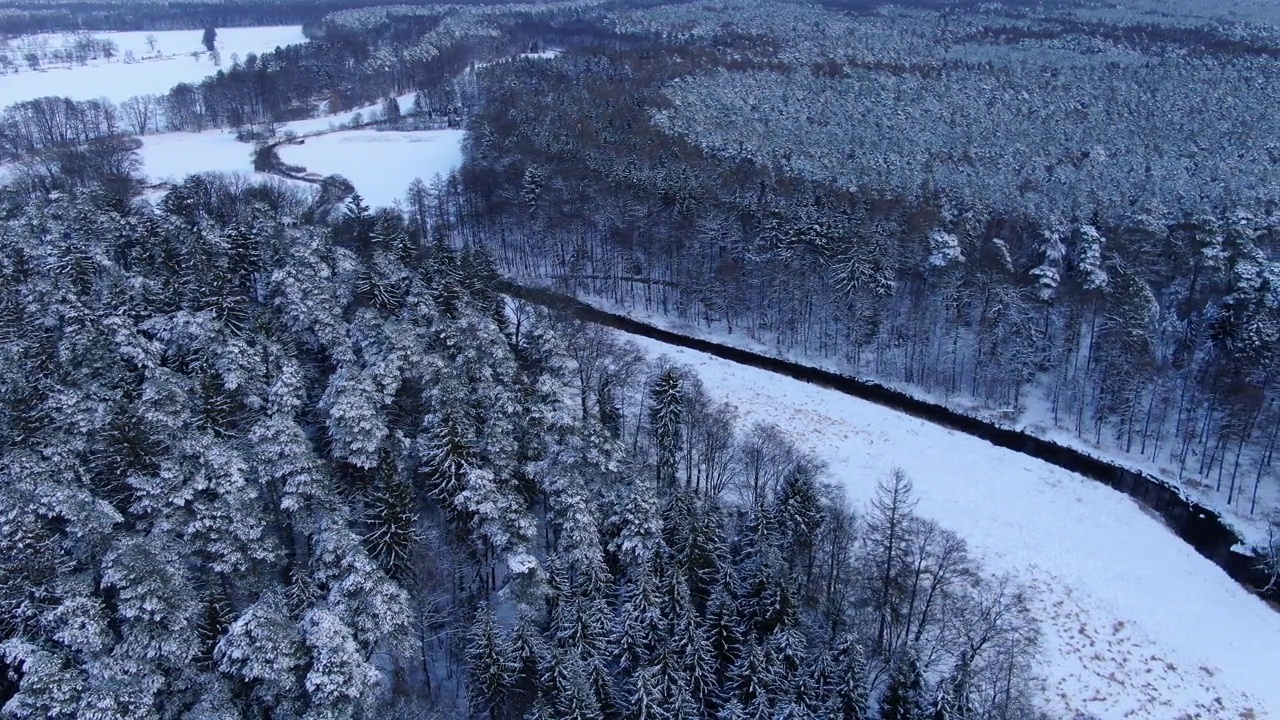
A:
[623,332,1280,719]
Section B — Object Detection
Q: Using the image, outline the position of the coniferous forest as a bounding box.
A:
[1,0,1278,717]
[0,178,1042,718]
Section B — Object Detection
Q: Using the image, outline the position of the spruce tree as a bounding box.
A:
[615,559,664,674]
[880,651,927,720]
[468,603,515,720]
[648,366,684,489]
[364,464,416,580]
[825,634,870,720]
[627,666,672,720]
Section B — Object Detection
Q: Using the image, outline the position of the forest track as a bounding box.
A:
[497,278,1278,604]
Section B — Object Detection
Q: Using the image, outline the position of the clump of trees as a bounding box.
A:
[453,4,1280,539]
[0,173,1046,719]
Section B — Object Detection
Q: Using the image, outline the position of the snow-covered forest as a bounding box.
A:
[1,0,1278,717]
[454,0,1280,550]
[0,175,1045,718]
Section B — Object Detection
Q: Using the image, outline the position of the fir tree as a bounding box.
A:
[825,634,870,720]
[880,651,928,720]
[627,666,672,720]
[649,366,684,489]
[615,560,664,674]
[364,464,416,580]
[468,603,515,720]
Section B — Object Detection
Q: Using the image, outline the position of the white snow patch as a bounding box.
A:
[136,130,258,183]
[276,129,465,208]
[282,92,418,136]
[621,332,1280,720]
[0,26,306,107]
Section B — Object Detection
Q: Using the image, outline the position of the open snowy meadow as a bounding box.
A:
[136,130,260,183]
[276,129,466,207]
[624,333,1280,719]
[133,126,465,205]
[0,26,306,106]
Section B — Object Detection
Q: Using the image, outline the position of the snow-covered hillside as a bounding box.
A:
[0,26,305,106]
[621,332,1280,719]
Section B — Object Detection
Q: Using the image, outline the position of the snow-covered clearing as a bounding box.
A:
[622,332,1280,719]
[0,26,305,106]
[277,129,465,207]
[282,91,419,136]
[137,130,259,183]
[474,48,563,70]
[134,124,464,207]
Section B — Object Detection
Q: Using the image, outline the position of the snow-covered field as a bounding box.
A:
[0,26,305,106]
[134,126,465,207]
[623,333,1280,719]
[277,129,465,207]
[282,92,418,136]
[137,130,259,183]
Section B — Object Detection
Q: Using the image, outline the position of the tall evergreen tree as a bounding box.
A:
[468,603,516,720]
[649,366,685,489]
[880,650,928,720]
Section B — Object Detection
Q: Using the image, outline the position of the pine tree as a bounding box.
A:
[930,656,975,720]
[364,464,416,580]
[509,610,549,717]
[214,591,308,713]
[548,653,600,720]
[736,500,791,639]
[727,641,774,712]
[412,88,430,117]
[649,366,684,489]
[704,572,744,695]
[344,192,372,243]
[382,95,402,123]
[825,634,870,720]
[663,571,716,715]
[880,651,927,720]
[615,559,664,674]
[468,603,515,720]
[522,166,545,213]
[773,461,824,588]
[627,666,672,720]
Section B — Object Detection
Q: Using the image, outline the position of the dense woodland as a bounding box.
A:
[450,0,1280,539]
[0,0,1278,717]
[0,175,1044,718]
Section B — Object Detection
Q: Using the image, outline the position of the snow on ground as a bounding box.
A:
[276,129,465,207]
[137,130,258,183]
[0,26,305,106]
[577,295,1278,551]
[282,92,419,136]
[520,49,563,60]
[132,110,463,209]
[621,332,1280,720]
